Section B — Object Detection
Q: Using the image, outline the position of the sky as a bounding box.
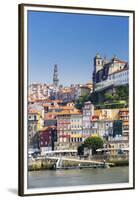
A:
[28,11,129,86]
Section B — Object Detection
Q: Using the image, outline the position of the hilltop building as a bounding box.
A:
[92,54,128,102]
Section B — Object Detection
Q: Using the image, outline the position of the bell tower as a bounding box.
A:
[94,53,103,73]
[53,64,59,87]
[93,53,103,84]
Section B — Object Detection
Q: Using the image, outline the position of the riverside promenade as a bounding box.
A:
[28,155,115,171]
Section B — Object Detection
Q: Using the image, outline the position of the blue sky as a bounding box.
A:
[28,11,129,86]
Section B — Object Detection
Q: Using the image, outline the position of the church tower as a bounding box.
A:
[53,64,59,87]
[92,53,103,84]
[94,53,103,73]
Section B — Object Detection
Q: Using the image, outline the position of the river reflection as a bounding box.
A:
[28,166,129,188]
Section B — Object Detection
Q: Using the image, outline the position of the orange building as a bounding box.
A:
[119,108,129,139]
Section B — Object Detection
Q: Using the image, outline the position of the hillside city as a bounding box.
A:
[28,53,129,161]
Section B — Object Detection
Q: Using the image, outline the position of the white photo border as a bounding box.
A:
[19,3,135,196]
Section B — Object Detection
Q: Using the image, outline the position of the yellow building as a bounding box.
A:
[94,108,120,120]
[56,110,83,150]
[28,110,43,131]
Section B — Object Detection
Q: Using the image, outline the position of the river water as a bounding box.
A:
[28,166,128,188]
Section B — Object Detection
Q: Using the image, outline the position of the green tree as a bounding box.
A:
[75,94,89,109]
[115,85,129,101]
[77,144,84,158]
[104,85,129,103]
[104,93,114,102]
[89,92,98,105]
[84,136,104,154]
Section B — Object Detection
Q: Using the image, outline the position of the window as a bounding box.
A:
[28,125,32,131]
[34,125,37,132]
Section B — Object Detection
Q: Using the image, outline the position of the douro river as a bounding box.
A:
[28,166,128,188]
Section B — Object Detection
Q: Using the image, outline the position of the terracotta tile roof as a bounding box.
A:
[57,110,81,116]
[109,67,128,76]
[114,59,126,63]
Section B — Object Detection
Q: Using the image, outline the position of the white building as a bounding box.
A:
[91,120,113,138]
[28,83,49,100]
[82,102,94,139]
[95,67,129,92]
[70,114,83,143]
[108,67,129,86]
